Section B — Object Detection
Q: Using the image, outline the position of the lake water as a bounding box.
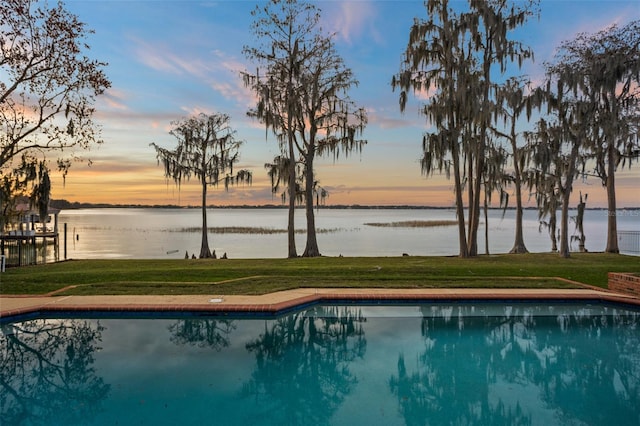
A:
[57,207,640,259]
[2,303,639,425]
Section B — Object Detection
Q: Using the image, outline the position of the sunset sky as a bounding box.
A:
[50,0,640,208]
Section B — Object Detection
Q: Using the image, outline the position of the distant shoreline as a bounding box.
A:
[51,199,640,211]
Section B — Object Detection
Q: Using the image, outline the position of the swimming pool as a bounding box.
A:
[1,302,639,425]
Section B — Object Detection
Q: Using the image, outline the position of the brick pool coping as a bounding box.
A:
[2,287,639,320]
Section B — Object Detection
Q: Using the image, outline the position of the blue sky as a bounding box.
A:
[55,0,640,207]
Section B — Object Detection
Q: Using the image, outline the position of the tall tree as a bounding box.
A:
[244,0,366,258]
[464,0,538,256]
[243,0,319,258]
[481,141,510,255]
[552,21,640,253]
[393,0,536,257]
[393,0,475,257]
[296,32,367,257]
[492,78,541,254]
[0,0,110,222]
[534,174,561,253]
[151,113,252,258]
[526,121,562,253]
[530,90,591,258]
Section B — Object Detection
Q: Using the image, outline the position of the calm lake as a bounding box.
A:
[57,207,640,259]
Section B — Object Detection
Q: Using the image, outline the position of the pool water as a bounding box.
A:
[1,303,639,425]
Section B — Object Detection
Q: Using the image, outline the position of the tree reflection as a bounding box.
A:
[530,310,640,425]
[168,318,236,351]
[0,319,110,426]
[389,305,640,426]
[241,306,367,425]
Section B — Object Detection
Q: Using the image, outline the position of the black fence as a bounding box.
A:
[618,230,640,254]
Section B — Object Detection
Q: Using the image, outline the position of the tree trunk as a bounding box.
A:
[509,145,528,254]
[302,201,320,257]
[605,142,619,253]
[559,141,580,258]
[452,140,469,258]
[199,180,212,258]
[510,202,528,254]
[302,149,320,257]
[576,193,587,252]
[467,153,474,251]
[468,138,483,257]
[549,209,558,252]
[286,131,298,258]
[469,49,491,258]
[559,190,571,258]
[484,188,489,255]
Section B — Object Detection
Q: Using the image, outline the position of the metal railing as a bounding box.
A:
[618,230,640,254]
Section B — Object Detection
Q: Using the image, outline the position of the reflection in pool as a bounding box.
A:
[1,303,639,425]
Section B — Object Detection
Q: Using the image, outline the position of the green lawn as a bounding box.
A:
[1,253,637,296]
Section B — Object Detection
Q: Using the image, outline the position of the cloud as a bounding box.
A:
[370,115,414,130]
[535,6,638,64]
[99,88,129,111]
[366,107,423,130]
[132,39,185,75]
[209,49,259,108]
[133,38,212,79]
[129,37,255,108]
[325,183,452,193]
[322,1,382,45]
[318,182,457,207]
[94,108,178,129]
[52,155,279,206]
[212,61,254,107]
[413,83,438,101]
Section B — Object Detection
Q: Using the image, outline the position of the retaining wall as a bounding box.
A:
[608,272,640,297]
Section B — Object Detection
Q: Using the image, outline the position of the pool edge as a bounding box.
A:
[2,288,639,322]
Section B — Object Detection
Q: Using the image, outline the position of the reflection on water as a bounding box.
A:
[240,306,367,425]
[1,304,639,425]
[390,305,640,426]
[169,318,236,351]
[0,319,109,426]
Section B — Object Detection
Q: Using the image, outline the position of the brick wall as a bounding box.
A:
[608,272,640,297]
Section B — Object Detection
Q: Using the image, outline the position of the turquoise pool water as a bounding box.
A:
[1,303,639,425]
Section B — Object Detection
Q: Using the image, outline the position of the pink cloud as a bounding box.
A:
[322,1,382,45]
[130,38,255,107]
[100,88,129,111]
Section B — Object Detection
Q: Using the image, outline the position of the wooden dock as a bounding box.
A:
[0,232,59,267]
[1,206,61,267]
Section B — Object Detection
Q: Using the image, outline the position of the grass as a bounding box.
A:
[1,253,638,296]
